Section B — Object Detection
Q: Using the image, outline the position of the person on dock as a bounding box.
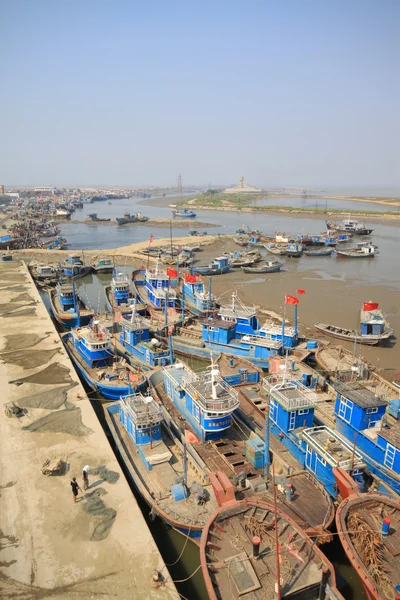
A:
[70,477,82,503]
[82,465,90,490]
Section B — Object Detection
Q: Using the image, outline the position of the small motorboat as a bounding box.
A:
[192,256,230,276]
[315,304,393,345]
[285,242,303,257]
[172,208,196,218]
[241,260,283,273]
[336,245,376,258]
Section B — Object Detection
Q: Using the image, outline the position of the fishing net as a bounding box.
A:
[22,407,93,436]
[9,362,74,386]
[1,333,43,352]
[0,348,61,369]
[91,465,120,484]
[17,384,76,410]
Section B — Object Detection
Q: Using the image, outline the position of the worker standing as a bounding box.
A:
[70,477,81,503]
[82,465,90,490]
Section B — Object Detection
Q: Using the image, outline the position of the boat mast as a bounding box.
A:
[272,463,282,600]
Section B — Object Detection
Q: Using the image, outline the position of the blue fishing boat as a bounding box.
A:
[332,380,400,494]
[105,392,218,540]
[178,273,218,317]
[285,242,303,257]
[192,256,230,276]
[162,361,240,441]
[132,262,178,312]
[105,271,146,315]
[62,321,146,399]
[48,281,94,328]
[172,208,196,218]
[113,309,173,369]
[241,260,283,273]
[61,254,93,279]
[170,293,298,369]
[263,375,365,497]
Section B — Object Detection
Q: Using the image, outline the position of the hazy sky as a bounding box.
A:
[0,0,399,188]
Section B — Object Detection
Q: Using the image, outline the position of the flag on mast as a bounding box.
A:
[297,289,305,295]
[285,295,299,305]
[363,302,379,311]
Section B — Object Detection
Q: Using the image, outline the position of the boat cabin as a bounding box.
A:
[264,375,365,496]
[301,426,364,497]
[120,314,171,367]
[182,274,216,313]
[111,273,130,305]
[37,265,56,278]
[63,254,84,277]
[163,362,240,441]
[143,262,177,309]
[360,306,388,337]
[56,282,76,311]
[71,322,112,368]
[333,381,400,492]
[119,393,171,470]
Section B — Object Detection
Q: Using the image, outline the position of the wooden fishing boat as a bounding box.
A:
[304,248,333,257]
[91,257,114,273]
[264,243,287,255]
[334,467,400,600]
[241,261,283,273]
[233,235,249,246]
[285,243,303,257]
[200,497,342,600]
[315,320,393,346]
[48,282,94,328]
[336,245,376,258]
[105,393,218,541]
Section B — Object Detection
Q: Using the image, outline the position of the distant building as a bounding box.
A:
[35,186,56,195]
[0,185,4,194]
[223,176,261,194]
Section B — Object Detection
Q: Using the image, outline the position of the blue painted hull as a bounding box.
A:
[48,289,93,329]
[192,266,230,276]
[171,338,270,370]
[67,352,132,400]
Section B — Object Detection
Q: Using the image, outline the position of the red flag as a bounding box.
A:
[285,295,299,305]
[166,268,178,277]
[149,234,154,244]
[297,289,305,295]
[185,274,197,283]
[363,302,379,311]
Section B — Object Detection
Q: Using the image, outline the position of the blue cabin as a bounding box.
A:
[111,272,130,306]
[62,255,84,278]
[181,274,216,316]
[119,313,171,367]
[142,262,177,309]
[162,361,240,442]
[71,322,111,368]
[359,306,389,338]
[263,375,365,497]
[119,393,171,470]
[334,381,400,493]
[56,281,76,311]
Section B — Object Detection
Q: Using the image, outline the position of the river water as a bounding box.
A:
[54,196,400,598]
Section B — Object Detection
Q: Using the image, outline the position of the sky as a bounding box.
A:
[0,0,399,189]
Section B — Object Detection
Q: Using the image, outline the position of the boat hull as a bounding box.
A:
[314,322,389,345]
[105,404,202,541]
[48,289,93,329]
[241,265,281,273]
[192,266,230,276]
[170,338,270,369]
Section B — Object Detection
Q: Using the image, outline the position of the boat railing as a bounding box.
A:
[120,393,163,427]
[164,364,239,412]
[263,376,317,409]
[147,285,177,300]
[302,426,365,470]
[242,335,282,349]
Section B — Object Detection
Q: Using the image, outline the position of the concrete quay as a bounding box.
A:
[0,261,178,599]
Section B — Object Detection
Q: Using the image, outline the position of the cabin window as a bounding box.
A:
[208,327,219,332]
[366,407,378,414]
[317,456,327,467]
[298,409,309,416]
